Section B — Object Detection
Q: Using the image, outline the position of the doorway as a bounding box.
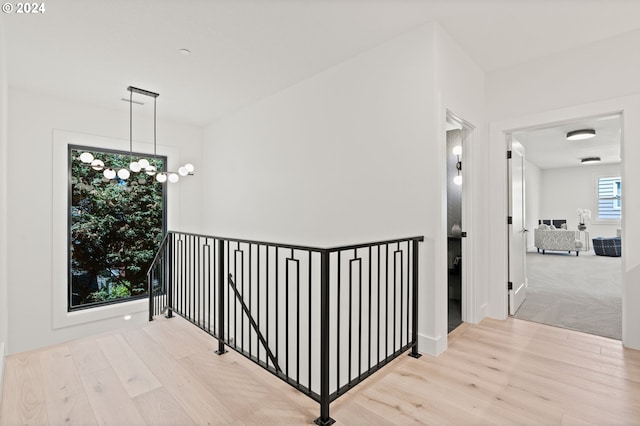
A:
[506,113,623,339]
[446,112,472,333]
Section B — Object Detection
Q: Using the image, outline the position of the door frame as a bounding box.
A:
[446,110,475,325]
[487,95,640,350]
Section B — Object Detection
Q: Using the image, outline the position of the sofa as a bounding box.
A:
[534,227,583,256]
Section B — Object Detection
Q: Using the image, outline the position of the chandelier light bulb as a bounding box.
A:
[138,159,150,169]
[156,173,167,183]
[145,165,157,176]
[103,168,116,180]
[117,168,130,180]
[129,161,141,172]
[91,159,104,171]
[452,146,462,156]
[79,152,94,163]
[453,175,462,186]
[184,163,195,173]
[168,173,179,183]
[178,166,189,176]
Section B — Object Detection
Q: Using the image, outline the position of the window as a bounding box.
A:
[69,145,166,311]
[597,176,622,220]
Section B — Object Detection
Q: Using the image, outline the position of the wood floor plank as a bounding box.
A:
[179,348,317,425]
[45,389,98,426]
[0,352,49,426]
[79,366,147,426]
[3,316,640,425]
[122,327,237,425]
[39,345,85,402]
[133,387,198,426]
[68,339,110,376]
[39,344,98,425]
[97,334,162,398]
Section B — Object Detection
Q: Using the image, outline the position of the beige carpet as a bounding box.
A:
[513,249,622,339]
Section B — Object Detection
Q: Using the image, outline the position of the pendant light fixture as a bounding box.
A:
[78,86,194,183]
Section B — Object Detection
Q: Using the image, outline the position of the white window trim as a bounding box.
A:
[52,130,180,329]
[593,173,622,225]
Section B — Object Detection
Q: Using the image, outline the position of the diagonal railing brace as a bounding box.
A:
[228,273,281,373]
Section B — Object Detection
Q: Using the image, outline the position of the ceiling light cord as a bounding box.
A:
[76,86,195,184]
[129,88,133,163]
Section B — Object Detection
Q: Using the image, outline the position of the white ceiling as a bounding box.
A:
[513,114,621,170]
[4,1,640,126]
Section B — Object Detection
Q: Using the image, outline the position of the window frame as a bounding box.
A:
[595,174,622,223]
[67,144,167,312]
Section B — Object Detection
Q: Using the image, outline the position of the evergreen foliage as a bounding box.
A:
[70,148,164,308]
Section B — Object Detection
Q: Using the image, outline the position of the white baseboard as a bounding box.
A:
[0,341,5,402]
[418,332,447,357]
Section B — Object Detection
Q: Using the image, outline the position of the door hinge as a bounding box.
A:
[507,150,512,159]
[461,231,467,238]
[508,216,513,225]
[508,281,513,290]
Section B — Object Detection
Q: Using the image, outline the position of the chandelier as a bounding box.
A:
[78,86,194,183]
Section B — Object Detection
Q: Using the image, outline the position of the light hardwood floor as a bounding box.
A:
[2,316,640,425]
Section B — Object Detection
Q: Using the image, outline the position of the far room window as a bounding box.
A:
[69,145,166,311]
[597,176,622,220]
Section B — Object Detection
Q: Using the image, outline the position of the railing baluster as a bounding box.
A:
[308,249,312,392]
[410,239,421,358]
[336,251,341,391]
[276,246,279,368]
[266,246,270,368]
[167,234,173,318]
[368,245,372,371]
[216,238,226,355]
[385,243,389,359]
[285,250,290,378]
[249,243,253,357]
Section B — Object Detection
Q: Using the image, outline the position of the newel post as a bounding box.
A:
[409,239,422,358]
[315,250,335,426]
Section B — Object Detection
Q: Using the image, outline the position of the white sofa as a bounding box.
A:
[534,228,583,256]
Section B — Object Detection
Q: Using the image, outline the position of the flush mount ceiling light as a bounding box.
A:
[567,129,596,140]
[581,156,601,164]
[78,86,194,184]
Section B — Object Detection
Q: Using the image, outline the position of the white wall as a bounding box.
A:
[487,30,640,349]
[204,23,439,353]
[0,15,9,392]
[486,29,640,121]
[540,164,621,237]
[434,23,487,327]
[202,23,486,356]
[6,88,204,354]
[524,159,542,249]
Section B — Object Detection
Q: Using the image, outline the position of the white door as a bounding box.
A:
[509,141,527,315]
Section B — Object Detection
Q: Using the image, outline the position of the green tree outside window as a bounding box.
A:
[69,146,165,310]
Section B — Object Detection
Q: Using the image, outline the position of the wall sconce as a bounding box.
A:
[452,145,462,185]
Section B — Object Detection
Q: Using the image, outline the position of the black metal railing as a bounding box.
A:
[148,232,423,425]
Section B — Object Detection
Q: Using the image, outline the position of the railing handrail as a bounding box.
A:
[157,230,424,253]
[146,231,173,277]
